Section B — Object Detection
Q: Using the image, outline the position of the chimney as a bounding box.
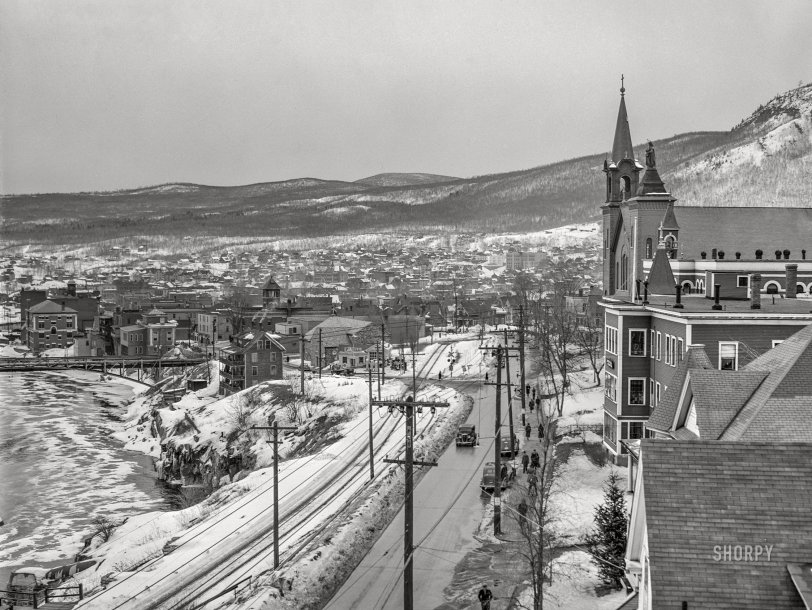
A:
[712,284,722,310]
[67,281,77,297]
[786,264,798,299]
[673,283,684,309]
[750,274,761,309]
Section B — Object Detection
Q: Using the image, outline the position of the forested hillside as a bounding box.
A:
[2,83,810,248]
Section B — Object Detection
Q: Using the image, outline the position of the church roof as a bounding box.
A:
[611,93,636,163]
[659,202,680,231]
[675,207,812,260]
[263,276,281,291]
[645,246,676,295]
[635,166,669,196]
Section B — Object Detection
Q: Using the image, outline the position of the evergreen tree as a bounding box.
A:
[584,470,628,589]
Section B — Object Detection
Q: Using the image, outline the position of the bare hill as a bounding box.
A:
[2,82,810,247]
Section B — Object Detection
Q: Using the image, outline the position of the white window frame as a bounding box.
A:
[628,377,646,406]
[251,365,258,376]
[650,330,655,359]
[665,335,672,365]
[771,340,783,348]
[677,338,684,361]
[656,332,662,361]
[629,328,647,357]
[655,382,661,407]
[605,326,618,355]
[605,372,617,402]
[719,341,739,370]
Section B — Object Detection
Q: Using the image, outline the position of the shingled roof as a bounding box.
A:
[720,323,812,441]
[688,369,768,438]
[641,440,812,609]
[646,345,713,434]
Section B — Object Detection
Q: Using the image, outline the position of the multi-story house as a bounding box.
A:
[218,331,286,396]
[25,300,78,353]
[195,309,233,345]
[598,85,812,462]
[118,308,177,356]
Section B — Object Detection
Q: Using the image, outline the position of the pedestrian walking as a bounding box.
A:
[478,584,493,610]
[500,463,508,483]
[517,499,528,525]
[538,423,545,439]
[531,449,540,469]
[485,371,489,381]
[529,399,534,412]
[509,462,517,481]
[535,397,541,409]
[438,370,442,380]
[521,451,529,473]
[525,423,531,440]
[528,472,538,495]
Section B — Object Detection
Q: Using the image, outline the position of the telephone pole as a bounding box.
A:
[367,366,375,480]
[318,328,323,379]
[376,397,449,610]
[380,322,386,387]
[504,329,515,460]
[377,340,382,400]
[299,336,305,395]
[519,305,527,427]
[250,421,297,568]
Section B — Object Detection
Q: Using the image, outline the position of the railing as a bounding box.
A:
[0,583,83,608]
[553,423,603,439]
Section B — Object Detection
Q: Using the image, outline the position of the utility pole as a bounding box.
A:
[376,340,382,400]
[493,347,503,535]
[504,329,515,461]
[299,336,305,395]
[318,328,322,379]
[380,322,386,387]
[519,305,527,427]
[481,343,520,536]
[376,397,449,610]
[367,366,374,480]
[250,421,296,568]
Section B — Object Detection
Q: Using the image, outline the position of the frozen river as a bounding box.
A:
[0,371,172,586]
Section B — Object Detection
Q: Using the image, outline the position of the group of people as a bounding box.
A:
[524,422,544,440]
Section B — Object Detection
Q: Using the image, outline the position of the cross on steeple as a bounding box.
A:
[620,74,625,95]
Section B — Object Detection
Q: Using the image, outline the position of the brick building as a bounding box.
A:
[218,330,285,395]
[24,300,78,353]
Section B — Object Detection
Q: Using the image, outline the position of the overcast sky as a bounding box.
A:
[2,1,811,194]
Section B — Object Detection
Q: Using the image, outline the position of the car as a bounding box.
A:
[480,462,508,492]
[456,424,477,446]
[500,433,519,457]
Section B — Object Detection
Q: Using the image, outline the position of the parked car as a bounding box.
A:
[500,433,519,457]
[480,462,508,492]
[455,424,477,447]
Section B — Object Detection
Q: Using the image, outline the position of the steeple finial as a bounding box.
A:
[620,74,625,96]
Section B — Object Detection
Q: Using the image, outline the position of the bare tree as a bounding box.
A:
[511,406,559,610]
[574,310,604,386]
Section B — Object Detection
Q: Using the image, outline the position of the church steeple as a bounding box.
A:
[611,76,635,163]
[603,76,642,205]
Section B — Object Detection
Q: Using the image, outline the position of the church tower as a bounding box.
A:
[602,77,643,295]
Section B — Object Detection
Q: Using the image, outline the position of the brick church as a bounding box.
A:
[599,82,812,460]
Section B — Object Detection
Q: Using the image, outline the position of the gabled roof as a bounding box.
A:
[721,323,812,441]
[647,345,713,434]
[262,276,281,291]
[687,369,768,438]
[640,440,812,609]
[28,300,77,314]
[674,207,812,260]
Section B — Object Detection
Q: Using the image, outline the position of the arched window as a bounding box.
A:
[51,326,57,335]
[621,176,631,200]
[765,281,780,294]
[645,238,653,259]
[682,281,693,294]
[797,283,805,294]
